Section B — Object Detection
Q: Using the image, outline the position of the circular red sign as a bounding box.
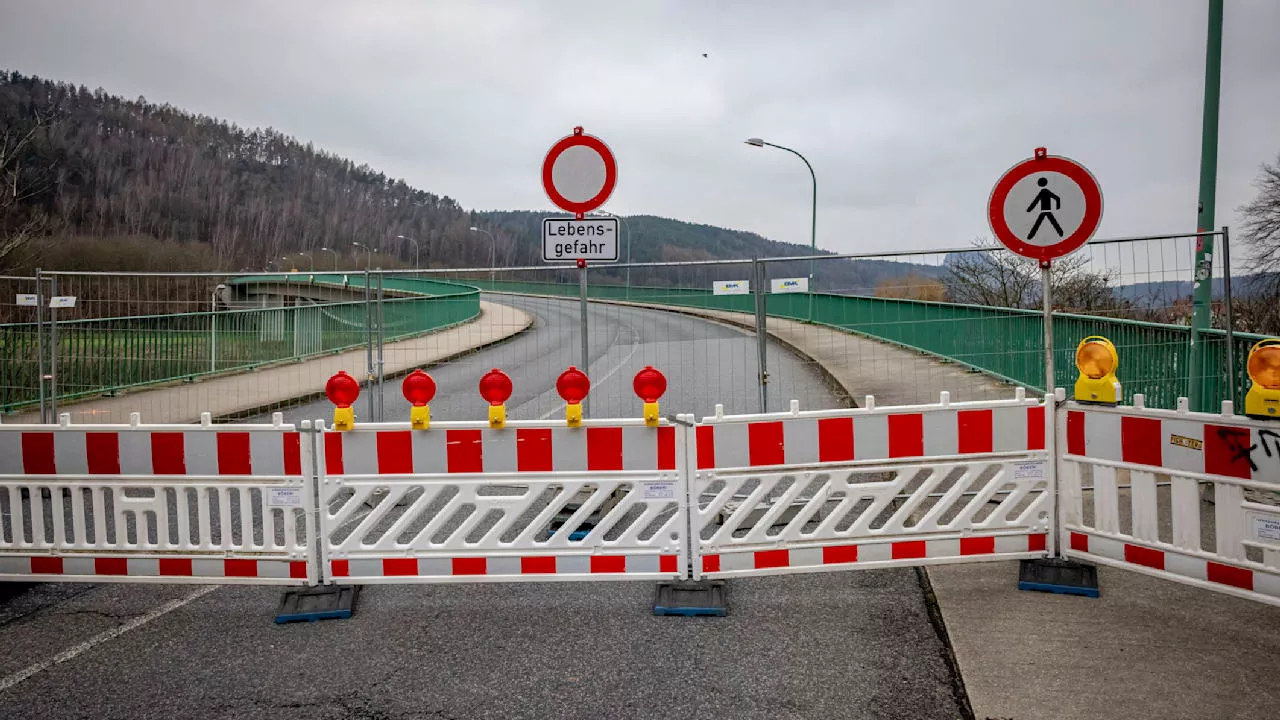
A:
[542,128,617,216]
[987,152,1103,262]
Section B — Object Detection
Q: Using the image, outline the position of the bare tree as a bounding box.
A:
[944,238,1117,312]
[1239,154,1280,297]
[0,111,57,270]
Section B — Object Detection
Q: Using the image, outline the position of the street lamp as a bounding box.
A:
[745,137,818,319]
[352,242,376,271]
[396,234,420,269]
[320,247,339,271]
[469,226,496,285]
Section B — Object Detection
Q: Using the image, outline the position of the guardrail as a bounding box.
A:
[0,274,480,412]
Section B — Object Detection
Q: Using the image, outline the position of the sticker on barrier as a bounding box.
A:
[689,391,1054,580]
[318,418,688,584]
[0,415,317,585]
[1060,397,1280,606]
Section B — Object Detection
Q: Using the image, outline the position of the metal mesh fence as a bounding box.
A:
[1,229,1268,425]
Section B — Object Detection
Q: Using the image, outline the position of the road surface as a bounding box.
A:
[0,296,966,720]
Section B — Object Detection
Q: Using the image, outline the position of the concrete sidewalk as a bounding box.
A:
[634,302,1280,720]
[5,301,531,425]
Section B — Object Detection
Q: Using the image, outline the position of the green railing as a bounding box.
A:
[469,278,1265,410]
[0,275,479,412]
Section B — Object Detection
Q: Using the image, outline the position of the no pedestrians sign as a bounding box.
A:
[988,147,1103,263]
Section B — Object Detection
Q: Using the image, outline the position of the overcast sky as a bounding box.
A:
[2,0,1278,259]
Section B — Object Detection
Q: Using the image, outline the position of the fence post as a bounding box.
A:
[376,272,385,422]
[35,268,47,423]
[364,269,375,422]
[49,274,58,418]
[753,258,769,413]
[1221,226,1236,410]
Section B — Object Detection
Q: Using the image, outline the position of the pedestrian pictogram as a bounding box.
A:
[988,147,1103,262]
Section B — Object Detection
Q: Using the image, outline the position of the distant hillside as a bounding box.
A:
[479,210,944,291]
[0,70,945,290]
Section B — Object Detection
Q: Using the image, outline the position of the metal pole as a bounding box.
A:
[1188,0,1224,411]
[48,274,58,418]
[754,258,769,413]
[624,217,631,300]
[578,261,590,417]
[210,290,217,372]
[364,269,374,422]
[35,268,46,423]
[1042,263,1055,394]
[1221,226,1236,410]
[376,272,386,422]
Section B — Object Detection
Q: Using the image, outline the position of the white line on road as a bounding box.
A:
[537,324,641,419]
[0,585,219,694]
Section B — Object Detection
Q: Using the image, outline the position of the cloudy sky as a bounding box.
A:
[2,0,1278,258]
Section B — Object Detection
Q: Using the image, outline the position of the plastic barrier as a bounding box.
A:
[317,418,688,583]
[690,391,1053,580]
[1060,396,1280,606]
[0,413,317,584]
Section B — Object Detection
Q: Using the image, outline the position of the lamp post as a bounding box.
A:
[352,242,375,271]
[745,137,817,320]
[320,247,338,271]
[469,226,497,285]
[396,234,420,269]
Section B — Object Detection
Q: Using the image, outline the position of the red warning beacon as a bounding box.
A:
[556,366,591,427]
[478,368,513,429]
[402,369,436,430]
[633,366,667,427]
[325,370,360,431]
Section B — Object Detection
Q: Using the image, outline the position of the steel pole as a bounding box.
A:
[49,274,58,418]
[1222,225,1236,410]
[579,262,590,417]
[760,142,816,321]
[364,269,374,422]
[1188,0,1224,411]
[35,268,46,423]
[1042,263,1055,394]
[210,290,217,373]
[754,258,769,413]
[376,272,385,421]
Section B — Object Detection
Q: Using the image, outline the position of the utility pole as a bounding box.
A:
[1188,0,1223,411]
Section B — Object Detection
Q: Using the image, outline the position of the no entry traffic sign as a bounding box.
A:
[988,147,1103,263]
[542,127,617,218]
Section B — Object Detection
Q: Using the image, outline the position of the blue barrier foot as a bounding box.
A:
[1018,558,1100,598]
[653,580,727,617]
[275,585,359,623]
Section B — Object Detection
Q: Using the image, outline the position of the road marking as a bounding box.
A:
[0,585,219,693]
[537,323,641,419]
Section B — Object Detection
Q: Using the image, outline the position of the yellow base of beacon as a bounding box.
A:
[488,404,506,429]
[333,406,355,432]
[410,405,431,430]
[565,403,582,427]
[643,401,660,427]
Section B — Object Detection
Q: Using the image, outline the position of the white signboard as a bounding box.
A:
[713,280,750,296]
[1252,513,1280,543]
[770,277,809,294]
[1014,461,1047,479]
[268,488,304,507]
[643,481,675,500]
[542,217,619,262]
[49,296,77,308]
[15,294,37,307]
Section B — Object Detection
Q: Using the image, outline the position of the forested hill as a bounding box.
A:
[0,70,936,289]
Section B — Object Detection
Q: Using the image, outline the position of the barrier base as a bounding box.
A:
[275,585,359,623]
[1018,558,1099,598]
[653,580,727,617]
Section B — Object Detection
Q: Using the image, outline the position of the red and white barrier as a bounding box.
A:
[691,392,1054,581]
[318,418,688,584]
[0,413,317,586]
[1060,396,1280,607]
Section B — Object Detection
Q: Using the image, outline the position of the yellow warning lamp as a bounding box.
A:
[478,368,513,429]
[556,366,590,427]
[325,371,360,431]
[1244,339,1280,419]
[1074,336,1120,404]
[402,369,436,430]
[633,366,668,427]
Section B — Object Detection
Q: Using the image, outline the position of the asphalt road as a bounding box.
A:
[263,294,846,426]
[0,297,967,720]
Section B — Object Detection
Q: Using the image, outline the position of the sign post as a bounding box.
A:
[988,147,1104,393]
[542,127,619,417]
